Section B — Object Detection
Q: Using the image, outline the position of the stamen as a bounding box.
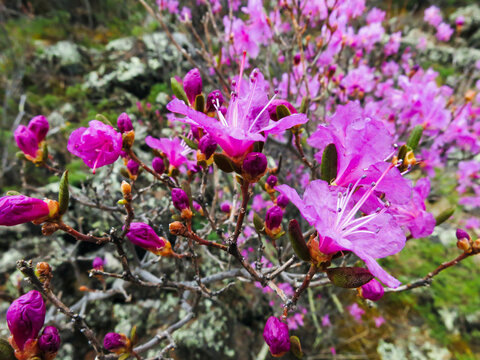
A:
[247,93,278,133]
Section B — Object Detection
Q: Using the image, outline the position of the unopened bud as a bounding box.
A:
[456,228,471,242]
[465,90,476,102]
[403,150,416,166]
[457,238,471,253]
[121,181,131,196]
[169,221,185,235]
[122,130,135,149]
[242,152,267,182]
[35,262,52,284]
[472,239,480,252]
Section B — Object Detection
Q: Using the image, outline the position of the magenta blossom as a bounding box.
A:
[28,115,49,143]
[389,178,435,238]
[167,56,308,158]
[14,125,40,159]
[360,279,384,301]
[276,175,406,288]
[7,290,46,351]
[0,195,50,226]
[263,316,291,356]
[308,102,410,206]
[145,136,195,170]
[347,303,365,323]
[183,68,203,105]
[67,120,122,174]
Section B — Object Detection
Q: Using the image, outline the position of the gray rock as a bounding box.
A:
[39,40,86,74]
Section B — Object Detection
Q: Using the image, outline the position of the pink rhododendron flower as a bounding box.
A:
[145,136,196,170]
[347,303,365,322]
[436,22,454,42]
[67,120,122,174]
[167,56,308,158]
[374,316,386,327]
[321,314,331,327]
[276,176,406,288]
[424,6,442,27]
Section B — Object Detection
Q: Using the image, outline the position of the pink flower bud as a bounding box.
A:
[67,120,122,174]
[276,194,289,208]
[38,326,61,353]
[220,202,231,213]
[263,316,291,356]
[117,112,133,133]
[6,290,46,351]
[125,222,167,253]
[127,159,139,176]
[206,90,224,112]
[14,125,39,158]
[456,228,470,241]
[172,188,190,211]
[92,257,104,270]
[28,115,49,143]
[198,135,217,159]
[242,152,267,180]
[0,195,50,226]
[103,332,129,353]
[266,175,278,188]
[359,279,384,301]
[152,157,165,174]
[265,206,283,231]
[183,68,203,105]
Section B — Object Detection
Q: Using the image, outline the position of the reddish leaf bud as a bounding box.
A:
[103,332,130,354]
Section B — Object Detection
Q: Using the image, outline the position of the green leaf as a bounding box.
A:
[58,170,69,215]
[180,135,198,150]
[326,267,374,288]
[95,114,113,127]
[0,338,15,360]
[5,191,20,196]
[41,141,49,163]
[435,207,455,226]
[253,213,265,233]
[118,353,130,360]
[194,94,205,112]
[320,143,338,183]
[213,153,234,173]
[288,219,311,262]
[397,144,408,161]
[275,104,291,120]
[406,125,423,151]
[299,97,308,114]
[171,77,189,104]
[290,336,303,359]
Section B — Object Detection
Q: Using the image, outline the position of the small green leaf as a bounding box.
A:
[326,267,374,288]
[253,141,264,153]
[320,143,338,183]
[290,336,303,359]
[194,94,205,112]
[118,353,130,360]
[171,78,189,104]
[299,97,308,114]
[397,144,408,162]
[253,213,265,233]
[58,170,69,215]
[213,153,234,173]
[406,125,423,151]
[276,104,291,120]
[130,325,138,345]
[288,219,311,262]
[95,114,113,127]
[5,191,21,196]
[181,181,193,209]
[0,338,15,360]
[15,151,26,160]
[41,142,49,163]
[435,207,455,226]
[180,135,198,150]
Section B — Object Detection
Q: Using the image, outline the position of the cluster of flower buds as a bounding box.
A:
[14,115,49,163]
[456,228,480,253]
[6,290,60,359]
[117,112,135,149]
